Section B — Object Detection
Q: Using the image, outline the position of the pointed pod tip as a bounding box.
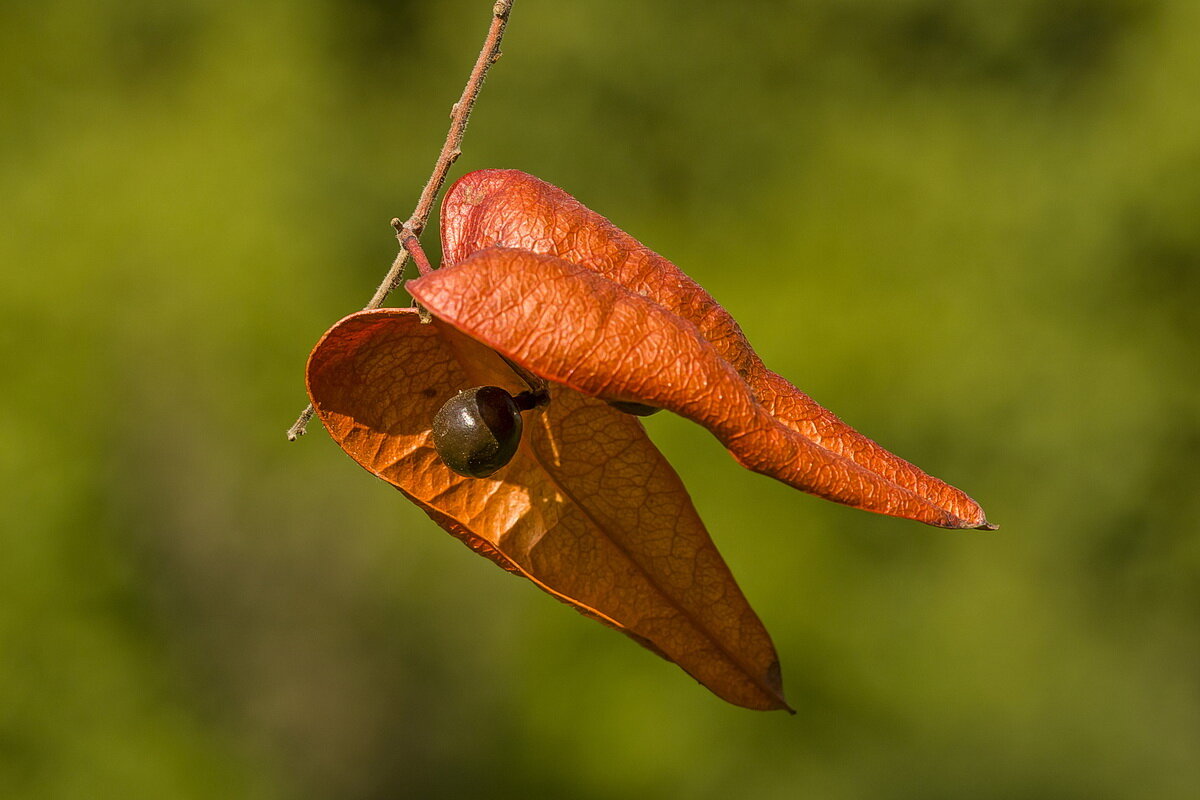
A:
[948,518,998,531]
[765,660,794,713]
[932,515,998,531]
[938,512,999,531]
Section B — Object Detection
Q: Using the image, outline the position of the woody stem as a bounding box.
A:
[397,226,435,277]
[287,0,515,441]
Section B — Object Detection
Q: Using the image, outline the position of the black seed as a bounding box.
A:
[432,386,523,478]
[607,399,662,417]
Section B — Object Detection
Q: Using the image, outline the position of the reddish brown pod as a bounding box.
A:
[434,170,994,529]
[306,169,993,712]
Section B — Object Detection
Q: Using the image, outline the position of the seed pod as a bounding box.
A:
[432,386,523,478]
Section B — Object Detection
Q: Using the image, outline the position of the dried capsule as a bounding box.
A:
[432,386,523,478]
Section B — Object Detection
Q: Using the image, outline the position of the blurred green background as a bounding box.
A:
[3,0,1198,797]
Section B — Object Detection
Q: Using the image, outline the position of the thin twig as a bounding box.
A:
[397,225,436,277]
[287,0,515,441]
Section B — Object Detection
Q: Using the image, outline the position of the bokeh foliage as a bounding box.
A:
[2,0,1197,797]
